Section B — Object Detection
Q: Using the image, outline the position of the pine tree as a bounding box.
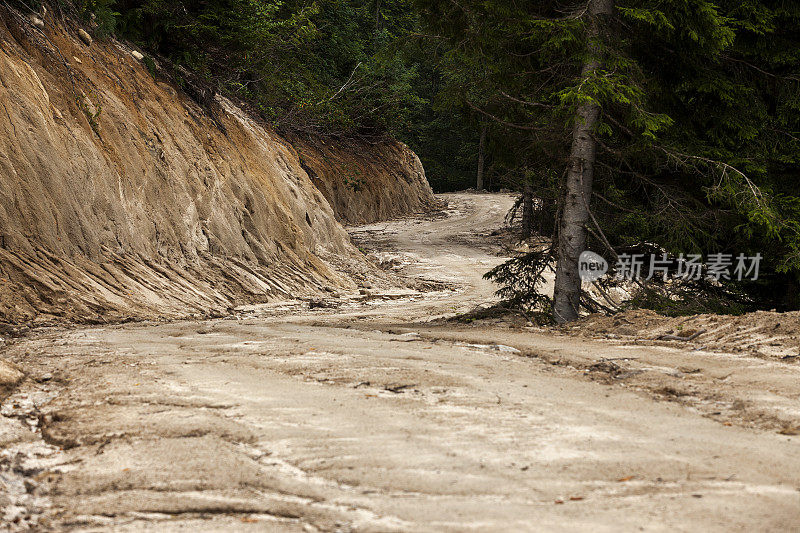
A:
[552,0,614,322]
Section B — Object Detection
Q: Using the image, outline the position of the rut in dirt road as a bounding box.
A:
[1,193,799,532]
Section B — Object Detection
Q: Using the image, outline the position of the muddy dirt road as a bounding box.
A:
[2,193,799,531]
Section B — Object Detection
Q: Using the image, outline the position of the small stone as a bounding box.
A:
[73,56,82,65]
[0,359,23,389]
[37,373,53,382]
[4,506,25,523]
[29,16,45,29]
[308,299,339,309]
[77,29,92,46]
[494,344,521,354]
[131,50,144,61]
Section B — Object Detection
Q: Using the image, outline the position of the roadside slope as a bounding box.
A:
[0,10,390,324]
[288,134,440,225]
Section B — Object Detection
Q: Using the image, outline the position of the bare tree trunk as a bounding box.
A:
[476,124,487,190]
[552,0,614,323]
[522,179,534,239]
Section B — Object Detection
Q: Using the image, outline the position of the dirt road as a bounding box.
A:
[1,193,799,531]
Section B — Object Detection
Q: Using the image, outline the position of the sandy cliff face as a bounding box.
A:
[288,134,440,225]
[0,11,385,324]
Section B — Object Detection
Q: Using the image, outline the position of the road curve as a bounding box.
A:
[1,193,798,532]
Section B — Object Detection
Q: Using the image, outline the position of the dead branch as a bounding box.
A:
[657,329,707,342]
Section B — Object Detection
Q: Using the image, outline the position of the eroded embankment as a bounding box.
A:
[0,10,427,325]
[288,133,440,225]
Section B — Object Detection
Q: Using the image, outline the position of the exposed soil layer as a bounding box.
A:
[571,309,800,360]
[0,10,428,326]
[287,133,441,225]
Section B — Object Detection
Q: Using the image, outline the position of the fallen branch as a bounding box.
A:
[657,329,706,342]
[384,384,414,393]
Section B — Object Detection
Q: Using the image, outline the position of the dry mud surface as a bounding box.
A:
[1,193,799,531]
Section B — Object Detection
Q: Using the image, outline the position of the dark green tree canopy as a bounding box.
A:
[417,0,800,313]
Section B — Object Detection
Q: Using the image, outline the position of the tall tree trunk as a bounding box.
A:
[522,179,534,239]
[476,124,487,190]
[552,0,614,323]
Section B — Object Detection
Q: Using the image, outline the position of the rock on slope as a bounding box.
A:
[288,134,440,225]
[0,11,391,324]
